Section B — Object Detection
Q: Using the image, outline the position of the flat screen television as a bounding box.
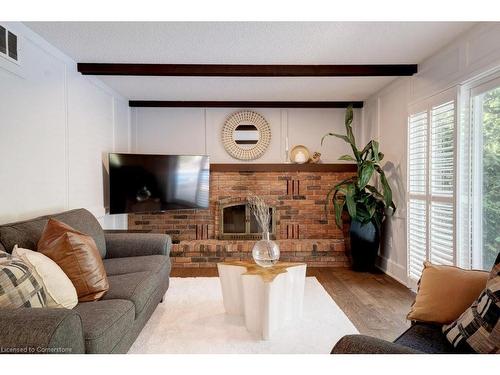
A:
[108,153,209,214]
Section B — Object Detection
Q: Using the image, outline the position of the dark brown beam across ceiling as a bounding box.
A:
[77,63,417,77]
[128,101,364,108]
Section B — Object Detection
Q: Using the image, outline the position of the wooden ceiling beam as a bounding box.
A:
[77,63,417,77]
[128,101,364,108]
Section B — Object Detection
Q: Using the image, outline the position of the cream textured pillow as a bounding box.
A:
[13,245,78,309]
[407,261,489,324]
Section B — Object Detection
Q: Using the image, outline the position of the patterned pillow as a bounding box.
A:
[443,252,500,353]
[0,250,47,308]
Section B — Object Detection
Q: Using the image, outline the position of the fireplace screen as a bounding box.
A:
[220,203,276,240]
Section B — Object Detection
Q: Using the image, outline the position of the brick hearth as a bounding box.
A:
[128,169,355,267]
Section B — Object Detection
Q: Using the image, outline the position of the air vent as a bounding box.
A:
[0,26,6,55]
[0,25,19,63]
[8,31,17,60]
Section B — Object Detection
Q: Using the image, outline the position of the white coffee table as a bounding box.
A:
[217,260,307,340]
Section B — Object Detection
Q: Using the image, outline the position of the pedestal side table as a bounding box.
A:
[217,260,306,340]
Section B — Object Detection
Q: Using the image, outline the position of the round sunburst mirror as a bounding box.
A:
[222,111,271,160]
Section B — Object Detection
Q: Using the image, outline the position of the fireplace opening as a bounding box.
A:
[220,202,276,240]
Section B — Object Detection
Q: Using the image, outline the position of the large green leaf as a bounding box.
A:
[358,161,375,189]
[355,205,371,223]
[321,132,350,146]
[345,105,353,126]
[360,141,373,160]
[345,186,357,219]
[389,201,397,215]
[323,106,361,162]
[367,203,376,218]
[333,198,345,228]
[324,177,356,213]
[365,184,385,201]
[338,154,356,161]
[372,141,380,162]
[375,165,393,207]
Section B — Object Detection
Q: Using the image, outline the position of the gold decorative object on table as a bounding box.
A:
[289,145,310,164]
[310,151,321,163]
[220,260,305,282]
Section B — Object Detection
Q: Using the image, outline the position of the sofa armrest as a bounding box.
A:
[104,233,171,259]
[331,335,423,354]
[0,308,85,354]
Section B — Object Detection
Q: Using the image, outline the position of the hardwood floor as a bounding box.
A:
[170,266,415,341]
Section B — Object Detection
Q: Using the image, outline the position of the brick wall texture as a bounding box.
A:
[129,170,355,268]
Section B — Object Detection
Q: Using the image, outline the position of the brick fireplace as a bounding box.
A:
[128,164,356,268]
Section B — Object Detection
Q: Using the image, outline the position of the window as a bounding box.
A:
[408,74,500,281]
[470,76,500,271]
[407,92,457,283]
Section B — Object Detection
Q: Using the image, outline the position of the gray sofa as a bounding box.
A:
[0,208,171,354]
[332,322,474,354]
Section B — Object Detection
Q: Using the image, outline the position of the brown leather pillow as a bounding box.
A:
[37,219,109,302]
[407,261,489,324]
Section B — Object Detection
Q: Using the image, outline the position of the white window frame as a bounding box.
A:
[460,71,500,270]
[407,88,459,289]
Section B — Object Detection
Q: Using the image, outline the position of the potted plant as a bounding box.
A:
[322,105,396,272]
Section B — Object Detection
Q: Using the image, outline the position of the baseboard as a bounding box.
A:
[376,255,408,287]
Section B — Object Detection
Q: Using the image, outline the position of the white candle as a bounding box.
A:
[285,136,289,151]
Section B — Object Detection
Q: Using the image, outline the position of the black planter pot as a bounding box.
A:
[349,220,380,272]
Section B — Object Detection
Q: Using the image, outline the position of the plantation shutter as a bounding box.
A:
[408,112,428,194]
[407,95,457,283]
[431,102,455,197]
[429,101,455,266]
[408,111,428,279]
[430,202,454,265]
[408,199,427,279]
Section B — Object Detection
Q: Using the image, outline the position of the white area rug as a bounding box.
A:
[129,277,358,354]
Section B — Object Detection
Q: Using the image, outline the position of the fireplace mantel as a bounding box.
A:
[209,163,357,173]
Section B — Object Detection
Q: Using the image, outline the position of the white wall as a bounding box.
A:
[131,107,362,163]
[0,23,130,229]
[364,23,500,285]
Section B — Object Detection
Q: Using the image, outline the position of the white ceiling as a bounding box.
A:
[24,22,476,101]
[98,76,396,101]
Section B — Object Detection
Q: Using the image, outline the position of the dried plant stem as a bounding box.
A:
[248,195,272,259]
[248,195,271,234]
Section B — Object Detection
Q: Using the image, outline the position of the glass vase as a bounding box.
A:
[252,231,280,267]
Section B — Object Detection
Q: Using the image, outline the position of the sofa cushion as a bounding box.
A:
[442,253,500,353]
[37,219,109,302]
[394,323,474,354]
[74,299,134,354]
[0,250,47,308]
[103,255,170,276]
[0,209,106,258]
[407,262,489,324]
[13,246,78,309]
[332,334,422,354]
[102,271,159,315]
